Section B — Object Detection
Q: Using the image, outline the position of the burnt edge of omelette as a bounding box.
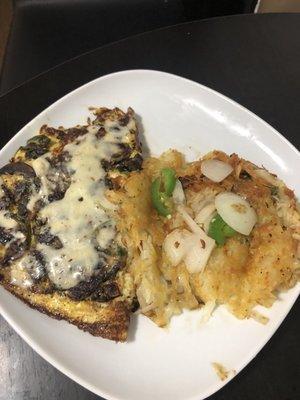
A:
[0,107,142,341]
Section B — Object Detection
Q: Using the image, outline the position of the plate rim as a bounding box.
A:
[0,69,299,400]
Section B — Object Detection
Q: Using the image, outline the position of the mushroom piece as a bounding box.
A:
[0,162,36,178]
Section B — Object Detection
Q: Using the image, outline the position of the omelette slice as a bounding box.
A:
[0,107,141,341]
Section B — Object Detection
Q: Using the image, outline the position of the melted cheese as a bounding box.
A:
[27,157,51,211]
[33,129,119,288]
[0,210,18,230]
[0,177,5,197]
[11,253,41,288]
[10,262,33,288]
[0,207,26,257]
[96,222,116,249]
[104,118,136,144]
[11,112,137,290]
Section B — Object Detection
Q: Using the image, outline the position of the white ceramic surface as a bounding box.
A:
[0,70,299,400]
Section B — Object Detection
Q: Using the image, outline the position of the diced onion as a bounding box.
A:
[191,192,216,215]
[177,205,202,234]
[163,228,191,266]
[201,159,233,183]
[164,228,215,273]
[215,192,257,235]
[184,233,215,273]
[172,180,186,204]
[195,203,216,224]
[195,202,216,232]
[164,206,216,273]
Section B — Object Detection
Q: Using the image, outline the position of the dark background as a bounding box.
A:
[1,0,256,94]
[0,4,299,400]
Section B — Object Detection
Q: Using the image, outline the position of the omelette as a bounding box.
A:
[0,107,141,341]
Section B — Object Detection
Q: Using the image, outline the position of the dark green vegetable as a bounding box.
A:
[208,213,237,245]
[151,178,172,216]
[151,168,176,217]
[27,135,52,147]
[161,168,176,196]
[270,186,279,197]
[20,135,52,159]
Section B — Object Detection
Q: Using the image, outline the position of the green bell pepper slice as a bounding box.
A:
[151,168,176,217]
[161,168,176,196]
[208,213,237,245]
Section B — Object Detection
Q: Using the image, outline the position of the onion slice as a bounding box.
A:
[183,233,215,273]
[195,202,216,232]
[215,192,257,235]
[163,228,215,273]
[172,179,186,204]
[177,205,203,234]
[163,228,191,266]
[201,159,233,183]
[164,206,216,273]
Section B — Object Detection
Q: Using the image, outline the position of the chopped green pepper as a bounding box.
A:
[151,168,176,217]
[208,213,237,245]
[161,168,176,196]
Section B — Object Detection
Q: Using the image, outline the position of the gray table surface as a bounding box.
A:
[0,316,97,400]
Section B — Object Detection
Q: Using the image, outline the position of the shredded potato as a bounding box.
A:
[113,150,300,325]
[212,362,235,381]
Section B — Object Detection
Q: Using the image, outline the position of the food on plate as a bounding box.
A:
[0,107,142,341]
[114,149,300,326]
[0,106,299,340]
[212,362,233,381]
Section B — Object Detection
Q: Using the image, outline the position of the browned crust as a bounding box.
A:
[0,276,130,342]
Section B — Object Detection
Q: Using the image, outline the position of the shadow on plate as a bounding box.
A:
[126,313,139,343]
[135,113,150,158]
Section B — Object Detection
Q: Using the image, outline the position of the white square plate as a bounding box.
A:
[0,70,299,400]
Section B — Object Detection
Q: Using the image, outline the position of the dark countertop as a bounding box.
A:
[0,13,299,400]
